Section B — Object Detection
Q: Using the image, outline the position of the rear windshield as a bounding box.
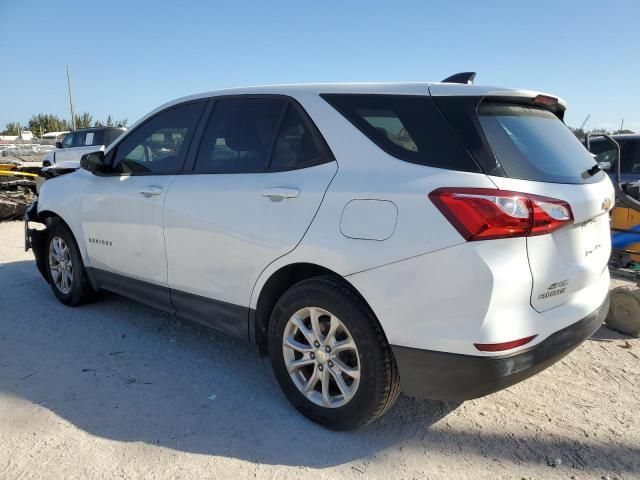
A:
[478,103,602,184]
[321,94,480,172]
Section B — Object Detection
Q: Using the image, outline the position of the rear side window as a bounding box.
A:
[321,94,480,172]
[478,103,602,184]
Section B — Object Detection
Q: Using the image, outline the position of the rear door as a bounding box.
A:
[163,96,337,337]
[473,101,614,312]
[70,131,98,162]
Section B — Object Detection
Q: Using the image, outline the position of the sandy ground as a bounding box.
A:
[0,220,638,480]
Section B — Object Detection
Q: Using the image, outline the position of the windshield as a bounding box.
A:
[590,138,640,174]
[479,103,603,184]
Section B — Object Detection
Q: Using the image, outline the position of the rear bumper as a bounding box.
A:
[392,294,609,400]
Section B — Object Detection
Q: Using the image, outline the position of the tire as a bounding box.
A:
[45,220,96,306]
[607,286,640,337]
[268,275,400,430]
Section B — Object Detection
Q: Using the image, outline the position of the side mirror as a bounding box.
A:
[55,141,63,149]
[80,151,107,174]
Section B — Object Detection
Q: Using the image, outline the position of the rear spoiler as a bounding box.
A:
[441,72,476,85]
[430,83,567,121]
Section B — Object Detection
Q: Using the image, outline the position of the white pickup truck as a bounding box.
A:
[42,127,126,170]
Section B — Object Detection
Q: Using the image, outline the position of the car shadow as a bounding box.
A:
[1,258,639,473]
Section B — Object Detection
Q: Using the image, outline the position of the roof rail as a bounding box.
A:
[441,72,476,85]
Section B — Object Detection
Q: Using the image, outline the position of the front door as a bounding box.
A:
[54,132,75,163]
[80,101,206,309]
[163,97,337,337]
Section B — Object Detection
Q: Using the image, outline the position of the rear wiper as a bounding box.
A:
[582,164,601,179]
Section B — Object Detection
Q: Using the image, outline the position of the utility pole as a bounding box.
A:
[579,114,590,132]
[66,65,76,131]
[620,118,624,133]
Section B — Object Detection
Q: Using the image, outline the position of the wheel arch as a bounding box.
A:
[251,262,380,356]
[30,208,93,283]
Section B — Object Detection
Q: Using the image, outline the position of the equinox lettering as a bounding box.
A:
[88,238,113,246]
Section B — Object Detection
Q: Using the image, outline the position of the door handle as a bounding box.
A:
[261,187,300,200]
[139,186,163,197]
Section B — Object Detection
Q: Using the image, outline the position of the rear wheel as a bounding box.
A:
[45,221,96,306]
[268,276,400,430]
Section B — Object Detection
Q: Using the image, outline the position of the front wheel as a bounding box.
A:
[268,276,400,430]
[45,221,96,306]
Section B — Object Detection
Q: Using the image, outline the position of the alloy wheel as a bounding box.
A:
[282,306,360,408]
[49,236,73,295]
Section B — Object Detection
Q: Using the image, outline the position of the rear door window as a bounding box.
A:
[73,131,86,147]
[270,105,322,170]
[321,94,479,172]
[194,98,285,173]
[478,103,602,184]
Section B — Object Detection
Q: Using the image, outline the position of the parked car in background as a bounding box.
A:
[26,78,613,430]
[588,134,640,183]
[42,127,126,169]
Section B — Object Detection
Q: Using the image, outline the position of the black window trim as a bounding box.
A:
[185,94,336,175]
[100,99,208,177]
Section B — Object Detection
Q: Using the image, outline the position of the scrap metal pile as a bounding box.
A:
[0,161,39,221]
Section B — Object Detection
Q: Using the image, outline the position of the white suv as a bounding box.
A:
[25,78,613,430]
[42,127,126,170]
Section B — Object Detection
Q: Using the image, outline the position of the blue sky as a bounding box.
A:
[1,0,638,132]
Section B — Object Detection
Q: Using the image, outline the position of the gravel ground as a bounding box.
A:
[0,220,638,480]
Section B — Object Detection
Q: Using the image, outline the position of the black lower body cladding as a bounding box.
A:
[391,294,610,400]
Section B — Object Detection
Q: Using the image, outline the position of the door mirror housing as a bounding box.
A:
[80,151,108,174]
[55,141,63,149]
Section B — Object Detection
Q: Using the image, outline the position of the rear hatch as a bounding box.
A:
[432,89,614,312]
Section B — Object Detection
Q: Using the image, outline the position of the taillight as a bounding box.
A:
[429,188,573,241]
